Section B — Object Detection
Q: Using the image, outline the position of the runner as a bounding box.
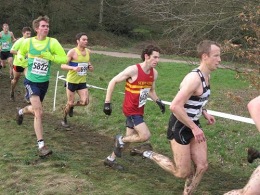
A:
[0,23,16,79]
[60,32,94,127]
[103,44,165,170]
[15,15,67,157]
[131,40,220,195]
[224,96,260,194]
[10,27,32,101]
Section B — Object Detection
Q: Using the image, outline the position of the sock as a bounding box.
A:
[107,155,115,161]
[118,136,124,145]
[143,151,153,159]
[18,109,23,115]
[37,139,44,149]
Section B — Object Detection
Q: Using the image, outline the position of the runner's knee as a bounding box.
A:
[196,162,208,174]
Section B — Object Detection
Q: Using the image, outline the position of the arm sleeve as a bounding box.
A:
[50,38,68,64]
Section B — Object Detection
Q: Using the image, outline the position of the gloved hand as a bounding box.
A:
[41,51,54,61]
[156,99,165,114]
[103,103,112,115]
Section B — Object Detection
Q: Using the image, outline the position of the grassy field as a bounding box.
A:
[0,53,259,195]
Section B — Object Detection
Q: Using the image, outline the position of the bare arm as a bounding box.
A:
[248,96,260,132]
[10,32,16,42]
[170,72,206,142]
[105,65,136,103]
[60,49,80,72]
[148,69,160,101]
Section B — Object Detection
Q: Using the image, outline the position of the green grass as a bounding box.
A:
[0,53,259,194]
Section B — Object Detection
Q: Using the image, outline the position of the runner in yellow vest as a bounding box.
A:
[60,32,94,128]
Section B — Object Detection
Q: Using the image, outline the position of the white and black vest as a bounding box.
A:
[184,69,210,121]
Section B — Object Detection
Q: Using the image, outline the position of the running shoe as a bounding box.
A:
[61,120,70,128]
[16,108,23,125]
[247,147,260,163]
[104,158,124,171]
[68,106,74,117]
[130,143,153,156]
[114,134,124,157]
[39,145,53,157]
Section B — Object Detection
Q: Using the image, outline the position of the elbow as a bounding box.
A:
[170,103,178,113]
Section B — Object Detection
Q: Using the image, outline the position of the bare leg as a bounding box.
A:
[224,166,260,195]
[248,96,260,132]
[122,122,151,143]
[151,139,192,178]
[183,138,208,195]
[30,95,44,141]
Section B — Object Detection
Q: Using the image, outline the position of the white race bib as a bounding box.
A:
[77,62,88,76]
[139,88,150,107]
[31,57,49,76]
[2,42,9,49]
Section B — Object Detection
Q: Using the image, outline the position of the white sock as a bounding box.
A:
[37,140,44,149]
[118,136,124,145]
[107,155,115,161]
[18,109,23,115]
[143,151,153,159]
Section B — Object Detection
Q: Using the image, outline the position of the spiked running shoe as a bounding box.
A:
[130,143,153,156]
[16,108,23,125]
[247,147,260,163]
[61,120,70,128]
[114,135,124,157]
[68,106,74,117]
[39,146,53,157]
[104,158,124,171]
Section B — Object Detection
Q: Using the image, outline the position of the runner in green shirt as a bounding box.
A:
[16,15,68,157]
[0,23,16,79]
[10,27,32,101]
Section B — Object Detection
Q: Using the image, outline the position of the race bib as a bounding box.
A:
[139,88,150,107]
[2,42,9,49]
[31,57,49,76]
[77,62,88,76]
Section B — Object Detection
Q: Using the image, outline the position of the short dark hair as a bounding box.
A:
[141,45,160,61]
[75,32,87,42]
[197,40,220,58]
[22,27,32,33]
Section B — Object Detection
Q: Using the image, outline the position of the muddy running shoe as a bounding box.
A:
[16,108,23,125]
[61,120,70,128]
[68,106,74,117]
[247,147,260,163]
[61,114,70,128]
[39,146,53,157]
[114,134,124,157]
[104,158,124,171]
[130,143,153,156]
[10,91,15,101]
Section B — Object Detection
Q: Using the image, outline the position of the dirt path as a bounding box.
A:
[90,50,231,69]
[91,50,190,64]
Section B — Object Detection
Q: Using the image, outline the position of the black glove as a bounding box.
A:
[103,103,112,115]
[156,99,165,114]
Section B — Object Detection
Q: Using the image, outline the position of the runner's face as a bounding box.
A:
[3,25,9,33]
[147,51,160,67]
[205,45,221,71]
[78,35,88,48]
[36,21,49,37]
[23,31,31,38]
